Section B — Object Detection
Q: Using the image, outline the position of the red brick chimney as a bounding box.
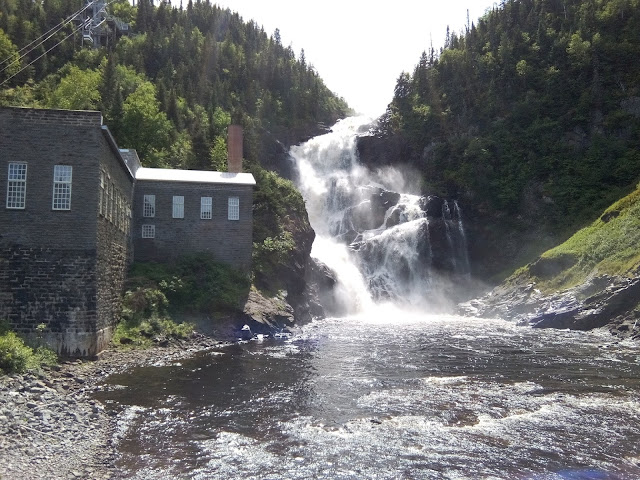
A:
[227,125,243,173]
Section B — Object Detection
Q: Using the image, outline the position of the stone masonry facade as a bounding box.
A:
[132,180,254,270]
[0,106,255,357]
[0,107,135,356]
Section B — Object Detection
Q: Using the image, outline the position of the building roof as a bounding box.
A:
[101,126,135,181]
[135,167,256,186]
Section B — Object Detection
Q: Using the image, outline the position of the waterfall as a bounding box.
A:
[290,117,470,314]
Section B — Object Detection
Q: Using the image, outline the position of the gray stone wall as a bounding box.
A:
[0,107,134,356]
[0,109,101,249]
[95,133,135,338]
[0,245,98,357]
[132,180,254,270]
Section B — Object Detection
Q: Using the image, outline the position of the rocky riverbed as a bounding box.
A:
[0,332,222,480]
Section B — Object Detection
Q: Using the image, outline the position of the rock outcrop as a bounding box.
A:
[461,272,640,339]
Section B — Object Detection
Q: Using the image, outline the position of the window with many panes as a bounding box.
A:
[201,197,212,219]
[142,224,155,238]
[6,162,27,209]
[52,165,72,210]
[143,194,155,217]
[172,196,184,218]
[228,196,239,220]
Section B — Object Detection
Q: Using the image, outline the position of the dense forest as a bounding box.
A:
[376,0,640,246]
[0,0,351,294]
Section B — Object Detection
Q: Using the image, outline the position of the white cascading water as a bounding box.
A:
[290,116,470,314]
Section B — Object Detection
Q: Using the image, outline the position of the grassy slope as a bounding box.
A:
[519,183,640,292]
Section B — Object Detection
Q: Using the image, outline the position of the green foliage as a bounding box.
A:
[383,0,640,238]
[47,65,101,110]
[528,184,640,291]
[249,163,311,288]
[0,27,20,84]
[121,287,169,324]
[251,164,307,244]
[0,329,58,375]
[0,331,33,373]
[253,230,295,276]
[128,254,250,314]
[114,284,193,348]
[113,313,193,348]
[120,81,172,164]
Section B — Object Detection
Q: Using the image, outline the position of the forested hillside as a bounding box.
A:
[0,0,349,167]
[363,0,640,278]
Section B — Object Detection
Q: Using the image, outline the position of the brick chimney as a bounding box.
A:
[227,125,243,173]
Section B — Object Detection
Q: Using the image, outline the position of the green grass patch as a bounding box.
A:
[112,315,194,348]
[113,287,194,348]
[528,184,640,292]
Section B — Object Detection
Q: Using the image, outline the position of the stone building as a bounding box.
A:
[132,168,255,269]
[0,107,255,357]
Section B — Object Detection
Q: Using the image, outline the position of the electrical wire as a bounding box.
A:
[0,0,102,77]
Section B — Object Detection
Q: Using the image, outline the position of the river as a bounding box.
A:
[96,312,640,479]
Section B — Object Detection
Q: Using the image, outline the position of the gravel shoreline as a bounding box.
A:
[0,332,223,480]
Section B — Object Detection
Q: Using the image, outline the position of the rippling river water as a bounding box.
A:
[96,312,640,479]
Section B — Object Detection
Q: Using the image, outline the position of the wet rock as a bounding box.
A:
[465,270,640,338]
[419,195,445,218]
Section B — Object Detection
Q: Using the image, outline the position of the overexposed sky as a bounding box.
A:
[216,0,496,116]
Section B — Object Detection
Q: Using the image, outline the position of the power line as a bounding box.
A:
[0,0,119,87]
[1,0,98,67]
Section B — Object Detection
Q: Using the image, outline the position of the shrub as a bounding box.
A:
[0,331,32,373]
[127,254,250,314]
[121,287,169,324]
[112,315,194,348]
[0,330,58,375]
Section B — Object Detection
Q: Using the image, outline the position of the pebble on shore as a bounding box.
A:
[0,331,222,480]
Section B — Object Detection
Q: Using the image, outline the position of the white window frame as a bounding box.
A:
[143,194,155,217]
[172,195,184,219]
[119,194,126,231]
[200,196,212,219]
[141,224,155,238]
[6,162,27,209]
[116,192,122,229]
[52,165,72,211]
[228,196,239,221]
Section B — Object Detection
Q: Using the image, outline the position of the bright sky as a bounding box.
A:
[216,0,496,116]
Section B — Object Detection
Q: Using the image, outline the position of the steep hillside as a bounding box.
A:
[465,182,640,338]
[358,0,640,281]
